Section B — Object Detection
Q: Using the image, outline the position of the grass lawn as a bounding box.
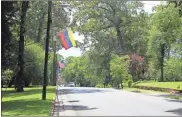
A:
[124,87,182,100]
[1,86,56,116]
[123,87,167,95]
[135,82,182,90]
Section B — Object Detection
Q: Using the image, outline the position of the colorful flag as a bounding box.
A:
[64,30,73,48]
[68,28,76,47]
[59,28,76,50]
[59,32,68,50]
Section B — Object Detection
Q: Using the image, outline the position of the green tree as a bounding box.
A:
[147,4,182,81]
[110,54,132,88]
[70,0,147,55]
[68,1,149,85]
[24,39,54,85]
[15,1,29,92]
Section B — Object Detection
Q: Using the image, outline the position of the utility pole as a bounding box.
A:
[42,1,52,100]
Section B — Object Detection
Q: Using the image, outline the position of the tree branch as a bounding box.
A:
[104,1,116,17]
[103,15,117,26]
[97,6,110,12]
[99,24,113,31]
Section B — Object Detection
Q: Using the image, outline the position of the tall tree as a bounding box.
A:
[1,1,18,67]
[148,4,182,81]
[15,1,29,92]
[110,54,131,88]
[70,0,147,55]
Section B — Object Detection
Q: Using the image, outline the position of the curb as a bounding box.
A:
[50,86,59,116]
[50,96,56,116]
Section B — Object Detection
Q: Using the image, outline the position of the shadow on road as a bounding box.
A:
[165,108,182,116]
[53,95,97,116]
[53,101,97,112]
[165,99,182,103]
[56,88,112,95]
[68,100,80,103]
[63,105,97,111]
[150,93,182,99]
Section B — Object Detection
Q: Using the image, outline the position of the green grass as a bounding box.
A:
[124,87,167,95]
[135,82,182,90]
[2,86,56,116]
[124,87,182,100]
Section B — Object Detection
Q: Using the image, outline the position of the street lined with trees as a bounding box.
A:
[1,0,182,116]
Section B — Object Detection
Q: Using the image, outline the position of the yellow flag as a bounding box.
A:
[68,28,76,47]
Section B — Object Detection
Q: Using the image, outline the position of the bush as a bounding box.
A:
[96,84,104,88]
[128,80,133,88]
[106,84,112,88]
[24,39,53,85]
[164,58,182,81]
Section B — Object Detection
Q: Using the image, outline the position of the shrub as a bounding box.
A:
[106,84,112,88]
[24,39,53,85]
[128,80,133,88]
[96,84,104,88]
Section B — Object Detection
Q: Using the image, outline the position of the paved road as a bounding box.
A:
[56,87,182,116]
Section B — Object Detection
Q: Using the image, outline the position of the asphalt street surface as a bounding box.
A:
[57,87,182,116]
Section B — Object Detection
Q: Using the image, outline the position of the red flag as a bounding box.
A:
[59,32,68,50]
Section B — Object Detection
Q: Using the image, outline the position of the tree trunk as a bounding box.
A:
[115,27,125,55]
[106,53,111,83]
[121,80,123,89]
[167,46,170,60]
[1,2,12,67]
[160,44,165,82]
[15,1,29,92]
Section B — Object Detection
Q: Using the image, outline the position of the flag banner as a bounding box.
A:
[64,30,73,48]
[59,32,68,50]
[68,28,76,47]
[59,28,76,50]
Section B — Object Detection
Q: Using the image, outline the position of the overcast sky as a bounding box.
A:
[57,1,162,58]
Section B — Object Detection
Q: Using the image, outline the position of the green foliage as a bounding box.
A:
[2,69,14,80]
[24,39,53,85]
[70,0,149,55]
[127,79,133,88]
[62,52,108,86]
[96,84,104,88]
[25,1,69,48]
[110,54,132,84]
[164,58,182,81]
[147,4,182,81]
[106,84,112,88]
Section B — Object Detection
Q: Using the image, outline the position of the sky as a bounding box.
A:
[57,1,162,58]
